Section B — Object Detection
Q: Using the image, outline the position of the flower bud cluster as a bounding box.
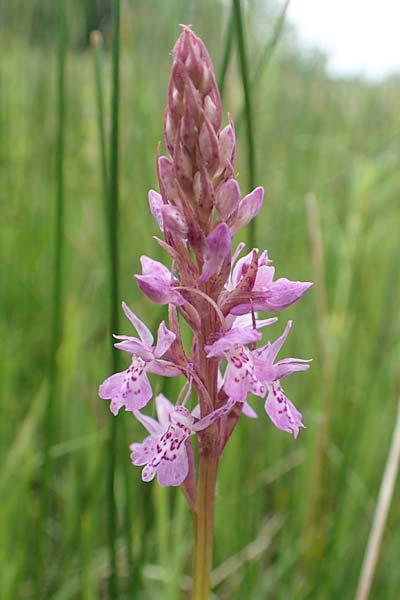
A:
[99,26,312,497]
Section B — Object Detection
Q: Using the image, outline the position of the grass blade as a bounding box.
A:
[355,394,400,600]
[107,0,121,594]
[218,8,234,100]
[91,30,108,205]
[36,0,66,593]
[235,0,291,132]
[232,0,256,246]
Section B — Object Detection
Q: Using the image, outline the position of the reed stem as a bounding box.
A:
[37,0,66,594]
[355,394,400,600]
[192,456,219,600]
[232,0,256,247]
[218,8,234,99]
[107,0,121,594]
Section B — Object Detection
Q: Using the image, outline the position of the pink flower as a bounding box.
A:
[205,323,272,402]
[135,256,185,306]
[131,393,236,486]
[213,182,264,236]
[253,320,311,438]
[99,303,180,415]
[224,248,312,315]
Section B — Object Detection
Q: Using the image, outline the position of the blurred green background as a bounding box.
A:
[1,0,400,598]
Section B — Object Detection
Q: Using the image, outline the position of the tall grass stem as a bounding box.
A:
[91,31,108,203]
[235,0,290,132]
[37,0,66,593]
[107,0,121,594]
[355,394,400,600]
[218,9,234,99]
[232,0,256,247]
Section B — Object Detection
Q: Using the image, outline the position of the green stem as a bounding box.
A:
[235,0,290,133]
[91,31,108,204]
[37,0,66,594]
[192,456,219,600]
[218,9,234,100]
[232,0,256,247]
[107,0,121,595]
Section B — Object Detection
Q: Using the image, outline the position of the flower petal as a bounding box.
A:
[215,179,240,222]
[155,393,174,429]
[130,435,158,465]
[156,444,189,487]
[136,274,185,305]
[193,397,236,431]
[261,279,313,312]
[99,371,125,409]
[148,359,182,377]
[121,302,153,346]
[161,204,188,237]
[228,313,278,330]
[274,359,312,380]
[230,187,264,235]
[230,248,255,288]
[264,382,305,438]
[254,264,275,288]
[205,327,261,358]
[153,321,176,358]
[257,320,292,364]
[113,337,153,360]
[223,347,266,402]
[242,401,258,419]
[133,410,163,436]
[100,358,153,414]
[148,189,164,231]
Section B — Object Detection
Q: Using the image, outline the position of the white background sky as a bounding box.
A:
[288,0,400,79]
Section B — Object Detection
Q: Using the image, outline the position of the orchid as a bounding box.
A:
[253,320,311,438]
[98,25,313,598]
[223,247,312,315]
[99,302,180,414]
[135,256,185,306]
[131,393,236,487]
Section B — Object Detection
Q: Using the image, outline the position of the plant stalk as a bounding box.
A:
[192,455,219,600]
[36,0,66,594]
[107,0,121,595]
[232,0,256,247]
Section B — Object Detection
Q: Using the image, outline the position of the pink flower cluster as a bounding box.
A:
[99,26,312,492]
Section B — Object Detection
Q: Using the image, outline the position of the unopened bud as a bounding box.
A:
[161,204,188,238]
[204,95,218,130]
[215,179,240,222]
[164,110,176,155]
[199,116,220,173]
[174,140,193,191]
[158,156,178,203]
[219,121,236,166]
[148,190,164,231]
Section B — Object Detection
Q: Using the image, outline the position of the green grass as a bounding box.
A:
[1,1,400,598]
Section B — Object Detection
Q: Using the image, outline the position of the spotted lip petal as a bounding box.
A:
[264,383,305,438]
[99,357,153,415]
[130,395,237,487]
[223,346,266,402]
[99,306,180,415]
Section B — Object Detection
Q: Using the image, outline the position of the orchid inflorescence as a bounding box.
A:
[99,26,312,507]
